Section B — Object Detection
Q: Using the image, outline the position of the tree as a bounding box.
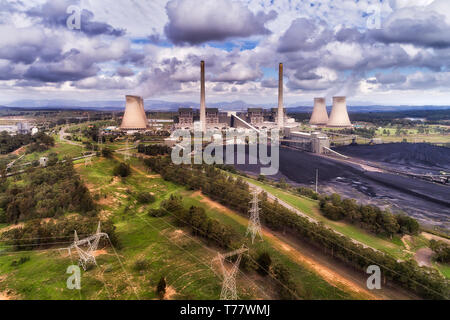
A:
[256,251,272,276]
[157,276,166,299]
[113,162,131,177]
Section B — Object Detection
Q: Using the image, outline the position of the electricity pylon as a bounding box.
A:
[212,246,248,300]
[246,190,262,244]
[65,222,109,270]
[84,145,92,167]
[124,138,130,162]
[97,129,103,153]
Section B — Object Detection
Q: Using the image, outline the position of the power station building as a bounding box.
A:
[175,61,290,131]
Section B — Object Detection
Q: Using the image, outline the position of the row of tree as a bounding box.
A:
[319,194,419,237]
[143,156,448,299]
[0,216,118,250]
[137,143,171,156]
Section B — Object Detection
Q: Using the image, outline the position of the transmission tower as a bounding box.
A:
[65,222,109,270]
[84,145,92,167]
[124,138,130,162]
[212,246,248,300]
[97,129,103,153]
[246,190,262,244]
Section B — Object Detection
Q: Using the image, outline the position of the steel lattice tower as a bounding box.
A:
[65,222,109,270]
[97,129,103,153]
[246,190,262,244]
[124,138,130,162]
[212,246,248,300]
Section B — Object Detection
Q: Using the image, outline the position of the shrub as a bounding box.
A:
[157,276,166,299]
[133,259,149,271]
[256,251,272,276]
[113,162,131,177]
[136,192,155,204]
[148,208,166,217]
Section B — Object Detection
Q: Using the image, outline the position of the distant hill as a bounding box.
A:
[1,100,449,113]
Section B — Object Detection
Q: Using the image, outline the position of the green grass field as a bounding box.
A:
[0,153,362,300]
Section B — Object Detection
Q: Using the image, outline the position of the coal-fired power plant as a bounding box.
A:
[120,95,148,130]
[309,97,329,125]
[327,96,352,127]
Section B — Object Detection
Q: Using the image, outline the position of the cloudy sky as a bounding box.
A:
[1,0,450,106]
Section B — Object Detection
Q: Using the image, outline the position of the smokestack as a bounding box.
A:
[200,60,206,133]
[309,98,328,125]
[278,63,284,129]
[327,96,352,127]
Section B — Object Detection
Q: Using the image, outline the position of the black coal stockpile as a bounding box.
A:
[334,143,450,171]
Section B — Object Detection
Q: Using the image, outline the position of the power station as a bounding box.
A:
[117,62,352,156]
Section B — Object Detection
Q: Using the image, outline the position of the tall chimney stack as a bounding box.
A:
[200,60,206,133]
[277,63,284,129]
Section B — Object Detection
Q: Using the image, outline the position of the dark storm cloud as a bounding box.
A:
[370,8,450,49]
[26,0,125,37]
[24,61,99,83]
[277,18,332,53]
[164,0,277,45]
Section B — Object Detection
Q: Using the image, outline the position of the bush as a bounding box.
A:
[157,276,166,299]
[136,192,155,204]
[133,259,149,271]
[256,251,272,276]
[113,162,131,177]
[148,208,167,217]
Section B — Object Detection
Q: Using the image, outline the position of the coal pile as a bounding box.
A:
[334,143,450,173]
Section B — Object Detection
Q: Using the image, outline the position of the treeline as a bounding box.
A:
[0,132,53,154]
[0,216,118,250]
[137,144,171,156]
[0,161,95,224]
[159,195,241,249]
[319,194,419,237]
[429,240,450,264]
[143,156,448,299]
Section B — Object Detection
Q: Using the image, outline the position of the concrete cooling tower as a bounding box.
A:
[120,95,148,130]
[327,96,351,127]
[309,98,328,125]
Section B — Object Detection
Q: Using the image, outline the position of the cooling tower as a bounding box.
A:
[120,95,148,130]
[309,98,329,125]
[278,63,284,129]
[200,60,206,133]
[327,96,351,127]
